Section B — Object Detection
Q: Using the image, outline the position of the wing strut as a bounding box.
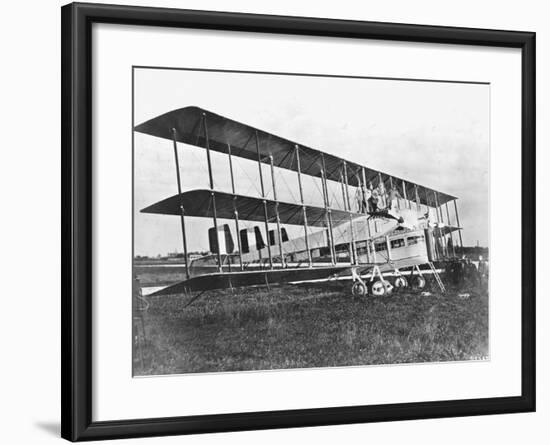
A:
[343,161,358,264]
[203,113,223,272]
[227,143,244,270]
[402,179,410,210]
[433,191,447,257]
[453,199,464,249]
[255,130,273,269]
[269,154,285,268]
[171,128,190,280]
[320,153,336,265]
[445,201,456,256]
[361,167,374,263]
[295,145,313,267]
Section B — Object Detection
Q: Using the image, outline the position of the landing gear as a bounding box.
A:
[410,275,426,290]
[350,267,369,297]
[394,276,408,289]
[386,267,407,291]
[351,281,368,297]
[407,264,427,290]
[349,265,395,298]
[371,280,393,296]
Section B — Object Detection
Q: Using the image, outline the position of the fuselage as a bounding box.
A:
[188,207,443,277]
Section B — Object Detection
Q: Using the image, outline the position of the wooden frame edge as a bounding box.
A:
[61,2,536,441]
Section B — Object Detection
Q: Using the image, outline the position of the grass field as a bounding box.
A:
[133,272,488,376]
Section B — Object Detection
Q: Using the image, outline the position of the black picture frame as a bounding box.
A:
[61,2,536,441]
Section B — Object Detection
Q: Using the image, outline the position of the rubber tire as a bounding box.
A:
[394,277,408,288]
[351,281,368,297]
[371,280,392,296]
[411,276,426,290]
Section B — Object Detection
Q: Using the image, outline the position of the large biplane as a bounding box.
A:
[135,106,464,298]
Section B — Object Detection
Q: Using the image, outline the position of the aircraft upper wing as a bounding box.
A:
[134,106,457,206]
[141,189,364,227]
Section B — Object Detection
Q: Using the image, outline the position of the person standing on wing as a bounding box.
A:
[377,181,386,208]
[364,184,372,213]
[356,180,373,213]
[355,183,366,212]
[387,185,402,212]
[369,189,381,213]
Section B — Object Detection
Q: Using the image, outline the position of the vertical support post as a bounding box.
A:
[171,128,190,280]
[255,130,273,269]
[431,191,438,217]
[454,199,464,249]
[269,155,285,268]
[431,191,442,258]
[295,145,312,267]
[445,201,456,257]
[402,180,410,209]
[434,191,448,257]
[340,171,347,211]
[436,192,445,223]
[415,185,421,212]
[445,201,452,226]
[227,144,243,270]
[440,202,450,254]
[362,167,372,263]
[389,176,399,210]
[385,235,392,261]
[321,154,336,265]
[343,161,357,264]
[202,114,223,272]
[378,172,385,208]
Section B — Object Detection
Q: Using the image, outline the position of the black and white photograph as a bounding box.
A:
[0,0,542,442]
[132,67,490,376]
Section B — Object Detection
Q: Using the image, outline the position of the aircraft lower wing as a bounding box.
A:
[144,255,436,297]
[141,189,365,227]
[147,265,354,296]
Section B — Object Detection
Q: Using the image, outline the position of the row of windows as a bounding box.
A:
[374,235,425,252]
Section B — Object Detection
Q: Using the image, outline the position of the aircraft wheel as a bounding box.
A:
[351,281,368,297]
[394,277,408,288]
[411,276,426,290]
[371,280,392,297]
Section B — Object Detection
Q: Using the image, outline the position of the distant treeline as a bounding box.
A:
[455,246,489,260]
[135,251,208,261]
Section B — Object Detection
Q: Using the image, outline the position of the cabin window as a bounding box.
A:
[281,228,289,242]
[268,230,276,246]
[239,229,250,253]
[356,241,368,255]
[407,235,425,245]
[374,242,387,252]
[254,226,265,250]
[390,238,406,249]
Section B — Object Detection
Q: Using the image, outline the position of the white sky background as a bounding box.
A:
[134,68,489,257]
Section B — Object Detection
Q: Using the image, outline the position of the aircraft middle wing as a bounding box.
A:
[141,189,365,227]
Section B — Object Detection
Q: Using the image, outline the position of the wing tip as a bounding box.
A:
[133,105,205,133]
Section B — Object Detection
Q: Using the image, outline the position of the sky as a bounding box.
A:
[134,67,489,257]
